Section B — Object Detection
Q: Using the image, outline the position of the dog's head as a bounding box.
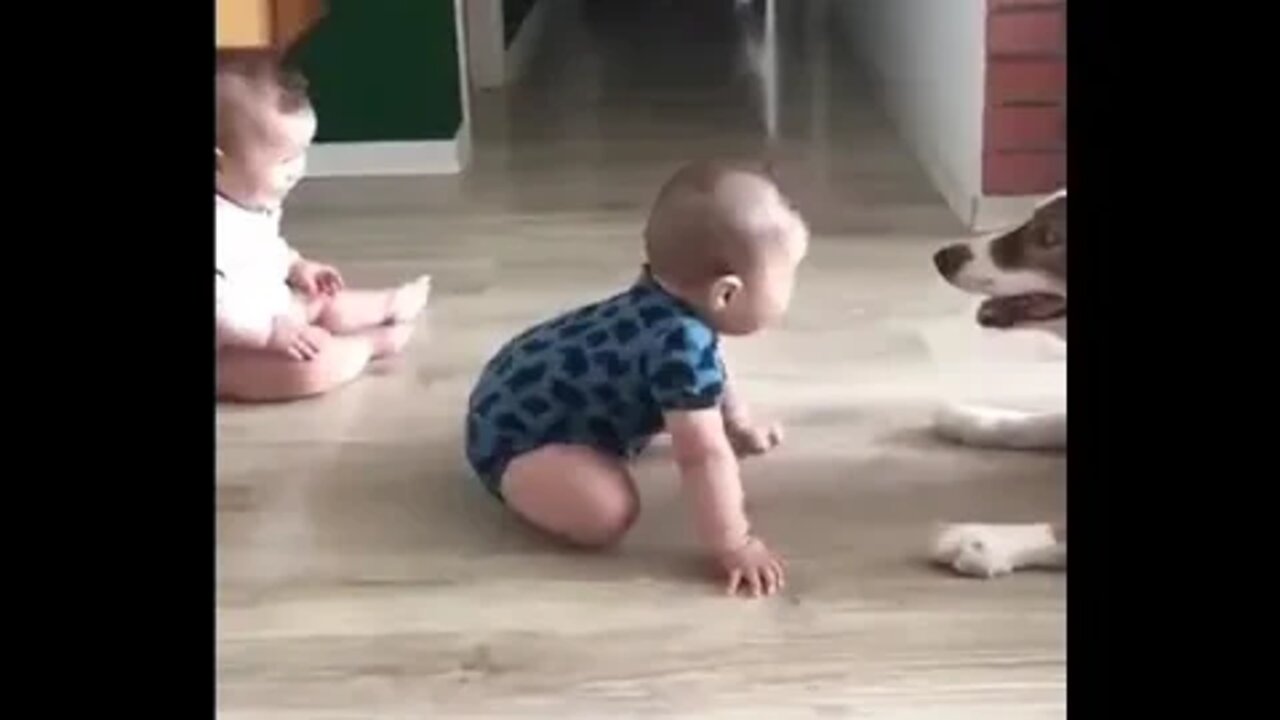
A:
[933,191,1066,331]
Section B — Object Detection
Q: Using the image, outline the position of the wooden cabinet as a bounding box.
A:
[217,0,324,52]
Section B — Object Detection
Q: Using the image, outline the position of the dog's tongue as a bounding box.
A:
[978,293,1067,328]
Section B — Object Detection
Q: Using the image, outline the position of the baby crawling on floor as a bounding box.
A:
[215,54,431,402]
[466,160,809,597]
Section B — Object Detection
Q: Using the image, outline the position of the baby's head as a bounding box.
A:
[215,54,317,210]
[644,160,809,335]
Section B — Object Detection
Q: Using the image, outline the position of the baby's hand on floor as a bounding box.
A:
[726,420,784,457]
[268,316,331,361]
[718,536,786,598]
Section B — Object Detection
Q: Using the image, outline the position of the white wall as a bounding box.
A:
[454,0,474,169]
[465,0,569,91]
[838,0,988,228]
[465,0,506,89]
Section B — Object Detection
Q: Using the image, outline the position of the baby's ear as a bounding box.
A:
[710,274,744,311]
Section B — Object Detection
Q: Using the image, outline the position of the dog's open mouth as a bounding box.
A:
[977,293,1067,328]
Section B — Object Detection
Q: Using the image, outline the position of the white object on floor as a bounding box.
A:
[917,311,1065,449]
[933,401,1065,451]
[930,522,1065,579]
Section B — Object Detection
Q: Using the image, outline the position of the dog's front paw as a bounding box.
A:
[932,402,1065,451]
[933,403,1007,445]
[930,524,1016,579]
[930,522,1063,578]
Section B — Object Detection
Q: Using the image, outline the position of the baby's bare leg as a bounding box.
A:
[216,324,412,402]
[363,323,416,359]
[308,275,431,333]
[217,331,375,402]
[501,444,640,548]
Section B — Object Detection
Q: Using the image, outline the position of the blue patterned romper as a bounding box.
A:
[465,268,728,499]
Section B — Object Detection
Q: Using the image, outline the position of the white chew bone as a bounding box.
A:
[929,523,1065,578]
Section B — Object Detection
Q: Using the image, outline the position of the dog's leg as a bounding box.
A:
[933,402,1066,451]
[1014,542,1067,570]
[929,522,1066,578]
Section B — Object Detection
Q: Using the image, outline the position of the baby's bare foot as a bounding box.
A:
[388,275,431,323]
[369,323,416,358]
[727,421,784,457]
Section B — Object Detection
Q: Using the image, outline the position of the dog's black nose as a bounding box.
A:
[933,245,973,278]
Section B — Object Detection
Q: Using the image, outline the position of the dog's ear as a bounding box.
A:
[1038,195,1067,245]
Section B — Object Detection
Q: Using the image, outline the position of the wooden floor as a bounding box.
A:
[216,2,1065,717]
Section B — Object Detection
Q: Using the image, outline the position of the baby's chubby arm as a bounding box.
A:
[216,275,326,360]
[285,249,346,298]
[216,274,276,348]
[667,407,750,549]
[720,380,753,428]
[666,407,786,597]
[720,379,784,456]
[644,313,782,595]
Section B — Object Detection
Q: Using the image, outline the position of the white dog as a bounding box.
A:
[927,191,1067,578]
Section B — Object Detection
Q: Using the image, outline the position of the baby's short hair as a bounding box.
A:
[643,159,786,287]
[216,52,312,152]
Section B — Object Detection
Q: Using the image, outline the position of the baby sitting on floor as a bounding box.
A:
[465,160,809,597]
[215,54,431,402]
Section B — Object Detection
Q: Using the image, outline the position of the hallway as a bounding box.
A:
[216,2,1066,717]
[466,0,964,235]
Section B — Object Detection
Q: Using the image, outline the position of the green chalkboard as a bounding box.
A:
[290,0,462,142]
